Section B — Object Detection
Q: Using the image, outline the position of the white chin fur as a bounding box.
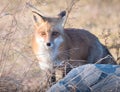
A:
[39,62,51,70]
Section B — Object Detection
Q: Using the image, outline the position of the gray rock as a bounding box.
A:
[47,64,120,92]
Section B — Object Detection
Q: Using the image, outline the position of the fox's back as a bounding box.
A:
[64,28,98,46]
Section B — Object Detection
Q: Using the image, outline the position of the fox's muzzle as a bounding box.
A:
[46,42,51,47]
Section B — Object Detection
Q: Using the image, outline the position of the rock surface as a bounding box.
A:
[47,64,120,92]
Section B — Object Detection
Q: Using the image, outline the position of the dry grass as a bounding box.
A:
[0,0,120,91]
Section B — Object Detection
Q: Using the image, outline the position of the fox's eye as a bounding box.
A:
[40,32,46,36]
[52,31,59,37]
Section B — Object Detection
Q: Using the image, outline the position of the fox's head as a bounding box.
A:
[32,11,66,49]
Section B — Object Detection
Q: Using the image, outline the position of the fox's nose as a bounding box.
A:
[46,42,51,47]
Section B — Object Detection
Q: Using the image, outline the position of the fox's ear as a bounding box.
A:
[32,11,45,26]
[58,11,66,26]
[58,11,66,18]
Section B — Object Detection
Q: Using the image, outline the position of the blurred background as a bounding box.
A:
[0,0,120,91]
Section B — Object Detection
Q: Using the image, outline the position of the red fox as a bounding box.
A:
[32,11,116,71]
